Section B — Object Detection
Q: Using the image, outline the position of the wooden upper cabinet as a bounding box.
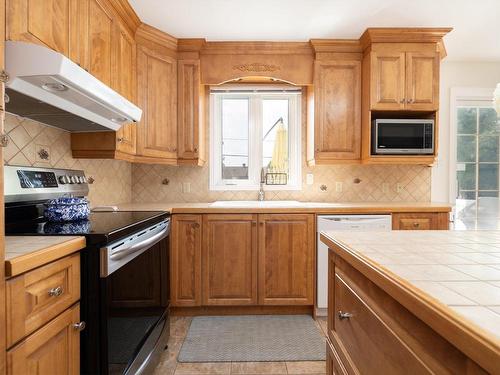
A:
[6,0,86,66]
[87,0,113,86]
[405,52,439,111]
[136,44,177,160]
[258,214,315,305]
[178,60,205,165]
[370,51,406,110]
[170,215,202,307]
[368,45,439,111]
[7,304,80,375]
[112,22,137,155]
[314,60,361,162]
[202,215,258,306]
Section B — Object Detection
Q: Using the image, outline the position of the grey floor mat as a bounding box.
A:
[178,315,326,362]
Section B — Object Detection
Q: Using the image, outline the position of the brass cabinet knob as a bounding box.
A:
[413,222,420,228]
[117,137,124,143]
[48,286,63,297]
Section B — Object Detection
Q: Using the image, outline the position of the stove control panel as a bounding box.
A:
[5,165,89,203]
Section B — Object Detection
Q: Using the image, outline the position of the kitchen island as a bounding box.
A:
[320,230,500,374]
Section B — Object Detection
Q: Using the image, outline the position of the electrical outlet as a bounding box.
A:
[396,183,403,193]
[182,182,191,193]
[382,183,389,193]
[335,182,343,193]
[306,173,314,185]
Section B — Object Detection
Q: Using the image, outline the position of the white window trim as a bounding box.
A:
[209,91,302,191]
[448,87,496,205]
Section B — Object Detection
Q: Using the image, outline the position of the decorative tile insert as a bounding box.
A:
[3,113,132,206]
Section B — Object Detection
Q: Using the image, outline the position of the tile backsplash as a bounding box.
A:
[3,112,432,205]
[132,163,431,203]
[3,113,132,206]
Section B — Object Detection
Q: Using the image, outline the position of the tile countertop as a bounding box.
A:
[5,236,86,277]
[115,201,451,214]
[320,230,500,362]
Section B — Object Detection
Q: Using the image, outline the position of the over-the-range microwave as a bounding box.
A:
[371,119,434,155]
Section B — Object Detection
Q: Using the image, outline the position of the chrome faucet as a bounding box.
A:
[258,168,266,201]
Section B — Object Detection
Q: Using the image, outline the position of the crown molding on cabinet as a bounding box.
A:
[135,23,178,52]
[108,0,141,35]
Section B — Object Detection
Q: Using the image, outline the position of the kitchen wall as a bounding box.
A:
[132,99,431,203]
[432,61,500,203]
[132,163,431,203]
[3,113,132,206]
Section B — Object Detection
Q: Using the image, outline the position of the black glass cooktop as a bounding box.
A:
[5,211,170,245]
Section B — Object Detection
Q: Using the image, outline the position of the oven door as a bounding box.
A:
[374,120,434,154]
[100,220,170,375]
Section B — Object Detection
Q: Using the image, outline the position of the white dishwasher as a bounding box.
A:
[316,215,392,315]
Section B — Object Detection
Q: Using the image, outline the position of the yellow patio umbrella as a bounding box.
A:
[268,119,288,175]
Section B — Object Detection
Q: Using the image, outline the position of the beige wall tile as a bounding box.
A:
[3,113,132,206]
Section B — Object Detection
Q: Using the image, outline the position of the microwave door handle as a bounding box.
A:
[110,225,169,261]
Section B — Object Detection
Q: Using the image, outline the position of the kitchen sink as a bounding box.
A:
[210,200,302,207]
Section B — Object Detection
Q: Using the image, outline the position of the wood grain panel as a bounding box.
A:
[6,254,80,347]
[178,59,204,164]
[0,2,5,371]
[113,21,137,154]
[87,0,113,85]
[257,214,315,305]
[136,44,177,159]
[392,212,449,230]
[6,304,80,375]
[170,215,202,306]
[314,60,361,161]
[406,52,439,111]
[202,214,257,305]
[370,51,406,110]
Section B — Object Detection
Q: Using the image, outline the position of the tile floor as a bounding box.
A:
[153,316,328,375]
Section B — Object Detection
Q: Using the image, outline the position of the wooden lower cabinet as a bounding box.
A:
[326,252,488,375]
[7,303,80,375]
[170,213,316,308]
[202,214,258,305]
[170,215,202,306]
[258,214,315,305]
[392,212,449,230]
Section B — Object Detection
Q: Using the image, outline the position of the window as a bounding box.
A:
[456,106,499,200]
[209,87,301,190]
[450,87,499,225]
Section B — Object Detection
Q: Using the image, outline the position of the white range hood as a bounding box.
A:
[5,41,142,132]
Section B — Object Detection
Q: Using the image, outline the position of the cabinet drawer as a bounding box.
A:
[7,303,81,375]
[326,338,347,375]
[392,212,449,230]
[6,254,80,347]
[334,273,431,374]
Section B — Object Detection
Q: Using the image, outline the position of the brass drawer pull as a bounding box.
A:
[48,286,63,297]
[338,311,353,320]
[413,222,420,228]
[72,321,86,331]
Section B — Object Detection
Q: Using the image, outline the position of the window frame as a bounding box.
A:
[209,89,302,191]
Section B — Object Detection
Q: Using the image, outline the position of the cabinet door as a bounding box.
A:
[137,45,177,159]
[7,0,85,66]
[370,52,406,110]
[258,214,315,305]
[202,214,257,305]
[87,0,113,86]
[7,304,80,375]
[178,60,203,163]
[314,60,361,161]
[112,22,137,155]
[170,215,201,306]
[406,52,439,111]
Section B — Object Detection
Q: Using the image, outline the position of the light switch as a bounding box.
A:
[335,182,343,193]
[306,174,314,185]
[182,182,191,193]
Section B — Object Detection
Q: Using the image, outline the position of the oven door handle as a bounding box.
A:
[110,226,168,261]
